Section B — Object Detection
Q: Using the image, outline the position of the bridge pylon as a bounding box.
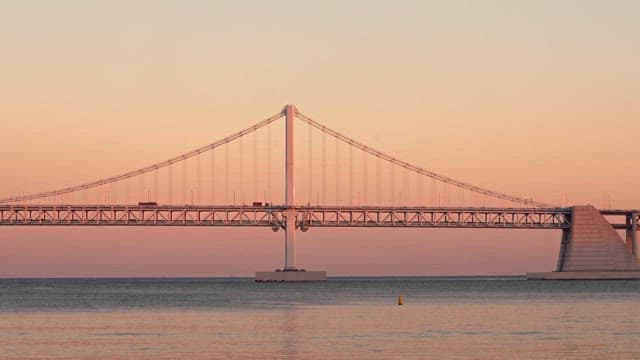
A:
[255,105,327,282]
[284,104,297,271]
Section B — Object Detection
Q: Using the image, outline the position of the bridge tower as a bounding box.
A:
[284,104,297,270]
[255,105,327,282]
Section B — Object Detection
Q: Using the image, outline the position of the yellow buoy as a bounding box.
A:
[397,295,404,306]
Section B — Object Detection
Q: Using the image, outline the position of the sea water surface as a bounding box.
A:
[1,277,639,359]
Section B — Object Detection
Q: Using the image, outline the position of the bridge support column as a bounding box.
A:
[555,228,571,272]
[284,209,296,270]
[626,212,638,259]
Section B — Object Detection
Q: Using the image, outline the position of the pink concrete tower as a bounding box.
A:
[255,105,327,282]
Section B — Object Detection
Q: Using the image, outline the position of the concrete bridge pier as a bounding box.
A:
[626,212,638,258]
[555,228,571,272]
[530,205,640,280]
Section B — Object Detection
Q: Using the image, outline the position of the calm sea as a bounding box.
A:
[1,277,639,359]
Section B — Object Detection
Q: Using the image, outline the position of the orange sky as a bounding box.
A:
[0,1,638,276]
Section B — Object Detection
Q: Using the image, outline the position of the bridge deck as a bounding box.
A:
[0,205,636,230]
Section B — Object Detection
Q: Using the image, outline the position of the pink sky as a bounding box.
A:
[0,1,638,276]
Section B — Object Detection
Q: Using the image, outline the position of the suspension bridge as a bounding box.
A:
[1,105,638,280]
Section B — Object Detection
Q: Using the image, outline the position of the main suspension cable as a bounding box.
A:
[296,111,552,207]
[0,112,284,204]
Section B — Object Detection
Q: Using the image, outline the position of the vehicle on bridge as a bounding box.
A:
[138,202,158,206]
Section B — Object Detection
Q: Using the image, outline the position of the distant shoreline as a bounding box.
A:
[0,275,527,280]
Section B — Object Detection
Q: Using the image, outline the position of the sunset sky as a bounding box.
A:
[1,1,638,277]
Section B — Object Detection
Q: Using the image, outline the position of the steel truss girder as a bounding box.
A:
[0,205,637,230]
[0,205,284,227]
[296,207,573,229]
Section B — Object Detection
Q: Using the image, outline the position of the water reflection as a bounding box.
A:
[280,309,301,359]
